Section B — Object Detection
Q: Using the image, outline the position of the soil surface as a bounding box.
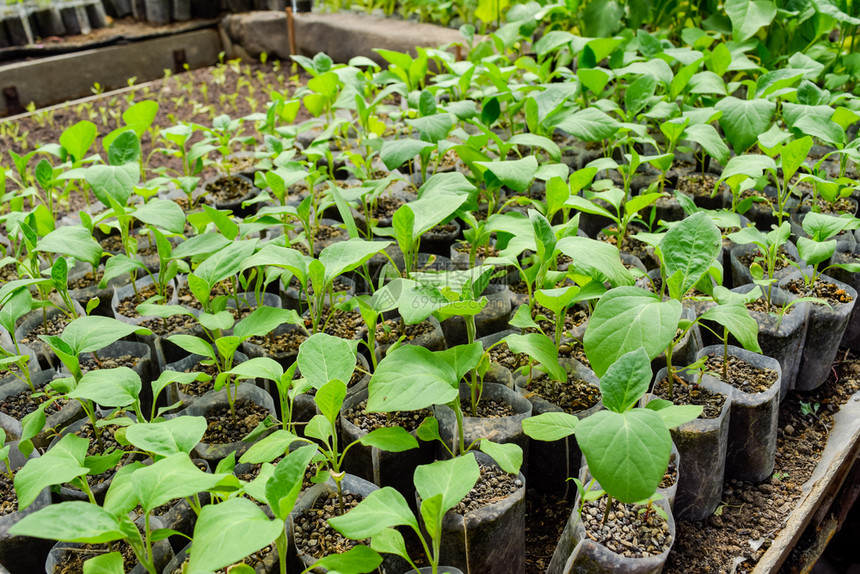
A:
[738,245,795,273]
[652,375,727,419]
[201,398,270,444]
[294,490,363,559]
[79,354,139,375]
[248,327,307,356]
[137,313,198,336]
[660,453,678,489]
[663,350,860,574]
[375,318,435,344]
[678,173,723,197]
[521,372,601,414]
[489,341,530,372]
[344,400,431,433]
[19,313,72,344]
[784,278,854,305]
[0,382,64,419]
[0,473,18,516]
[559,340,591,368]
[117,283,174,318]
[461,397,515,418]
[703,354,778,394]
[53,539,137,573]
[450,463,522,514]
[581,496,673,558]
[205,175,253,203]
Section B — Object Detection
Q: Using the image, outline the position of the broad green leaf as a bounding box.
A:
[83,552,124,574]
[60,121,97,162]
[328,486,418,539]
[36,226,102,268]
[645,400,704,428]
[414,452,480,514]
[475,157,538,193]
[68,367,141,408]
[725,0,776,41]
[234,307,301,340]
[297,333,356,389]
[522,412,578,441]
[132,453,226,512]
[584,287,682,377]
[502,333,565,382]
[125,417,207,458]
[266,444,318,520]
[599,348,652,413]
[699,304,761,353]
[84,163,140,207]
[239,430,303,464]
[359,426,419,452]
[368,346,458,412]
[479,440,523,475]
[9,501,124,544]
[436,342,483,382]
[319,239,390,284]
[380,139,434,171]
[715,97,776,154]
[314,379,347,422]
[132,199,186,235]
[556,236,635,287]
[555,108,620,142]
[59,316,151,355]
[659,212,722,299]
[306,545,382,574]
[14,434,89,509]
[188,498,282,573]
[577,408,672,503]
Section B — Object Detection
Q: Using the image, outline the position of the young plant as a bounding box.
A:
[523,348,702,518]
[727,221,792,306]
[328,454,483,574]
[793,212,860,288]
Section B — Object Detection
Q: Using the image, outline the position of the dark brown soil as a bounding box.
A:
[783,278,854,305]
[580,496,673,558]
[450,463,522,514]
[312,309,366,340]
[79,355,139,375]
[201,399,270,444]
[289,275,351,296]
[205,175,253,203]
[664,350,860,574]
[453,241,499,259]
[137,313,198,336]
[19,313,72,344]
[461,398,515,418]
[0,473,18,516]
[117,283,174,318]
[344,400,431,433]
[598,226,652,261]
[659,453,678,489]
[293,491,363,559]
[0,264,18,283]
[375,318,434,344]
[369,195,404,220]
[559,340,591,368]
[99,234,125,254]
[530,304,588,340]
[677,173,722,197]
[703,355,778,394]
[652,375,727,419]
[0,383,64,419]
[746,298,795,315]
[176,362,219,397]
[489,342,530,372]
[801,195,856,214]
[53,539,137,573]
[73,421,134,487]
[521,372,601,414]
[525,491,575,573]
[248,329,307,356]
[67,271,101,291]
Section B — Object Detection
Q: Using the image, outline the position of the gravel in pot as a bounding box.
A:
[648,368,732,521]
[202,174,260,218]
[546,480,675,574]
[827,241,860,350]
[15,301,85,370]
[374,316,446,360]
[0,370,83,449]
[779,271,857,391]
[514,359,603,498]
[697,345,781,483]
[729,241,804,287]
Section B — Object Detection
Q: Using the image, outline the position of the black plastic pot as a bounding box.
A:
[190,0,221,18]
[173,383,276,463]
[405,568,464,574]
[339,387,435,511]
[828,241,860,351]
[173,0,191,21]
[421,219,462,258]
[718,285,808,400]
[729,241,805,288]
[85,0,108,28]
[60,4,88,36]
[779,271,857,391]
[33,7,66,37]
[106,0,133,18]
[434,451,525,574]
[0,370,83,449]
[202,174,261,218]
[648,368,732,522]
[546,481,674,574]
[513,359,603,498]
[0,442,54,574]
[111,274,179,326]
[46,515,173,574]
[696,345,781,483]
[434,383,532,463]
[143,0,170,22]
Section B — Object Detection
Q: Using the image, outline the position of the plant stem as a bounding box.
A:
[601,494,613,526]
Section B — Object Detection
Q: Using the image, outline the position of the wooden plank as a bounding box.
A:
[752,391,860,573]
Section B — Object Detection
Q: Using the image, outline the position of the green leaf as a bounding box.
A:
[522,412,578,441]
[132,453,226,512]
[556,236,635,288]
[503,333,565,382]
[14,434,88,509]
[60,120,97,162]
[625,74,657,117]
[684,124,730,165]
[599,348,652,413]
[9,501,124,544]
[368,346,458,412]
[83,552,124,574]
[725,0,776,41]
[266,444,318,520]
[59,316,150,355]
[125,417,207,458]
[555,108,620,142]
[167,334,216,361]
[84,163,140,207]
[699,304,761,353]
[36,226,102,268]
[577,408,672,503]
[328,486,418,539]
[107,131,141,166]
[479,440,523,475]
[359,426,419,452]
[68,367,141,408]
[584,287,682,377]
[645,400,703,428]
[308,545,382,574]
[475,157,538,193]
[436,342,483,382]
[132,199,186,235]
[380,139,434,171]
[193,239,258,292]
[188,498,282,573]
[781,136,813,184]
[239,430,303,464]
[298,333,356,390]
[414,452,480,514]
[715,97,776,154]
[314,379,347,422]
[319,239,390,284]
[659,212,722,299]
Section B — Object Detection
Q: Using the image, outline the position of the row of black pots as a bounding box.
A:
[0,1,106,48]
